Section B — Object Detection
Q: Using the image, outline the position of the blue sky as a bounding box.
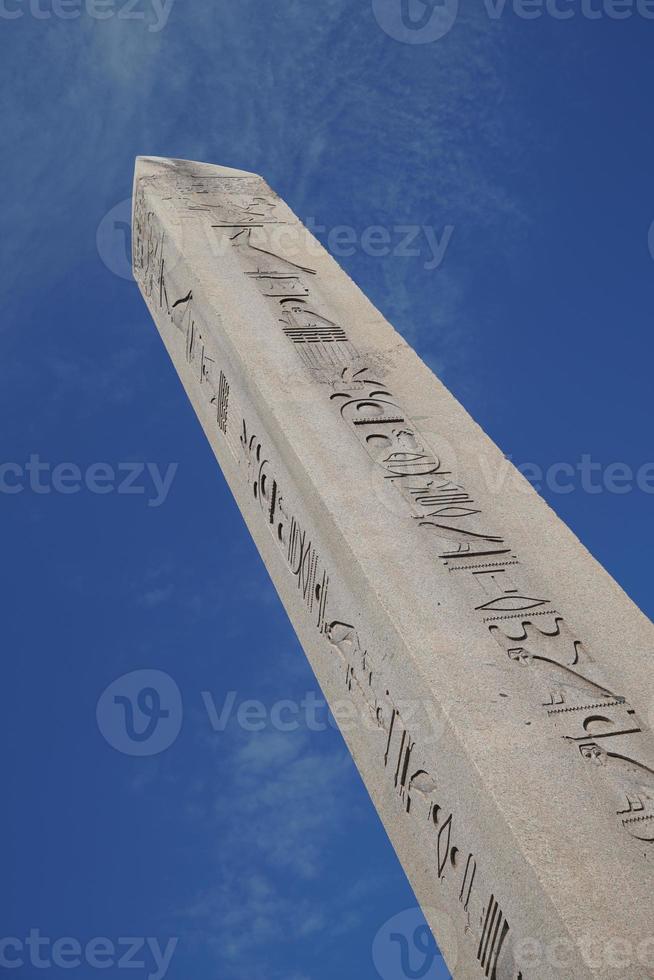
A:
[2,2,654,978]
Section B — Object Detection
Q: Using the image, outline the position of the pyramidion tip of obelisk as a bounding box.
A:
[134,156,262,182]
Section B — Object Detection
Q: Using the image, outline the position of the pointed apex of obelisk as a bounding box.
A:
[134,156,262,182]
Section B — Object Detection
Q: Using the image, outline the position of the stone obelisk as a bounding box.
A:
[133,157,654,980]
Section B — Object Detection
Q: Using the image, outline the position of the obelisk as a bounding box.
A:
[133,156,654,980]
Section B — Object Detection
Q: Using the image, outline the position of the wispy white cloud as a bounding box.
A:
[175,721,375,978]
[139,583,175,608]
[4,1,525,389]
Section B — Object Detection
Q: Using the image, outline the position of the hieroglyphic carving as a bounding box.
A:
[239,419,331,632]
[215,371,230,434]
[478,895,511,980]
[324,366,654,844]
[137,171,290,227]
[178,177,654,847]
[136,170,654,848]
[460,854,477,913]
[132,184,241,462]
[202,368,519,973]
[133,180,167,307]
[325,610,519,979]
[224,226,359,371]
[135,167,653,977]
